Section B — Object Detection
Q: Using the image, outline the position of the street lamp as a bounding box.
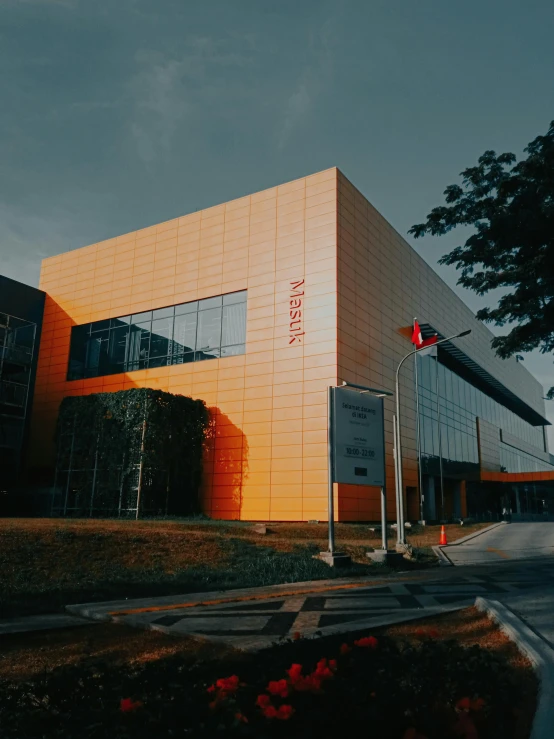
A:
[394,329,471,547]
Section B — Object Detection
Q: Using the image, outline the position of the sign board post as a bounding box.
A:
[323,385,388,564]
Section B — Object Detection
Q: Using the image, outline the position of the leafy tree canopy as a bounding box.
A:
[409,120,554,398]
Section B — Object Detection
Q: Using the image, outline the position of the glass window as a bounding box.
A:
[150,317,173,358]
[67,290,246,380]
[109,325,130,370]
[68,324,88,380]
[223,290,247,306]
[196,307,222,353]
[221,344,245,357]
[131,310,152,325]
[222,301,247,347]
[171,352,195,366]
[85,330,109,376]
[175,300,198,315]
[173,312,197,354]
[152,306,175,320]
[199,295,222,311]
[111,316,130,327]
[90,319,111,333]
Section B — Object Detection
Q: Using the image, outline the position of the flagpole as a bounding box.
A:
[413,319,424,524]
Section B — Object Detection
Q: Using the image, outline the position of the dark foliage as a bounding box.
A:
[53,389,209,517]
[0,630,533,739]
[410,120,554,397]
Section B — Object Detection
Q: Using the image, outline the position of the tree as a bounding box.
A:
[409,120,554,398]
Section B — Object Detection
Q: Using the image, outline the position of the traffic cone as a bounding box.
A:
[439,525,447,546]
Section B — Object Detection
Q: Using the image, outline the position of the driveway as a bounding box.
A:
[441,522,554,565]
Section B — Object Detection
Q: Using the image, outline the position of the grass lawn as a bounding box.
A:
[0,607,536,738]
[0,518,490,618]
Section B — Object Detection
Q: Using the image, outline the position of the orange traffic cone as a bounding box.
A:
[439,525,447,546]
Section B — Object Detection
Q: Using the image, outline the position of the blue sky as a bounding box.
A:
[1,0,553,430]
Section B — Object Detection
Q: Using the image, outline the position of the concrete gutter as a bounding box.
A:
[475,596,554,739]
[433,521,507,566]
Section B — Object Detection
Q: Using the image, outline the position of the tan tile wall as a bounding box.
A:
[336,169,548,521]
[31,169,339,521]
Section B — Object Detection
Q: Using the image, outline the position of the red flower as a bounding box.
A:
[262,705,278,719]
[120,698,143,713]
[276,704,295,720]
[313,659,334,680]
[329,659,338,672]
[215,675,240,693]
[267,679,289,698]
[207,684,216,694]
[293,631,302,641]
[235,712,249,724]
[256,694,272,708]
[354,636,378,649]
[287,663,304,683]
[456,697,472,712]
[340,643,352,655]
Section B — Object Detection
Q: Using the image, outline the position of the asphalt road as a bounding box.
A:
[442,522,554,565]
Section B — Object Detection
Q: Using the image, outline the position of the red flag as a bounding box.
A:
[411,320,423,347]
[412,320,438,349]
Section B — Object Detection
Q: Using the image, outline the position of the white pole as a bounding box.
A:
[414,348,424,523]
[327,386,335,553]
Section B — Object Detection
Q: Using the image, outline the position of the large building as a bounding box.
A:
[0,276,45,501]
[28,168,554,521]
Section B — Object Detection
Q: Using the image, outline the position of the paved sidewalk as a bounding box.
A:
[440,522,554,565]
[66,561,554,651]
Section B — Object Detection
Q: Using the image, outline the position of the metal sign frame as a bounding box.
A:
[327,383,391,555]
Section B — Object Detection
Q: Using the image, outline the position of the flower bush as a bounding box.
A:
[0,628,534,739]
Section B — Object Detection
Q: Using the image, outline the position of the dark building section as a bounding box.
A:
[0,276,45,507]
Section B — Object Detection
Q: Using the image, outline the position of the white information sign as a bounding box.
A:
[331,386,385,486]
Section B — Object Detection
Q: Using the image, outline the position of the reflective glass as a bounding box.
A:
[223,290,247,306]
[175,300,198,315]
[222,302,246,347]
[199,296,222,311]
[173,312,197,354]
[150,317,173,358]
[196,307,222,353]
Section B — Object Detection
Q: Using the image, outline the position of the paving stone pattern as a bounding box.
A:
[107,564,554,651]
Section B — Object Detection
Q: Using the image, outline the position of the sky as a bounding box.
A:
[1,0,553,434]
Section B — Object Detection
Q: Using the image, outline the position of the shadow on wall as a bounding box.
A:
[203,408,248,521]
[24,295,250,519]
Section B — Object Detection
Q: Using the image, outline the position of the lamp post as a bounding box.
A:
[394,329,472,547]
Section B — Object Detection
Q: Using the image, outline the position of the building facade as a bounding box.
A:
[28,168,554,521]
[0,276,45,498]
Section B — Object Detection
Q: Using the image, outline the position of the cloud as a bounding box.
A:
[128,36,254,165]
[277,14,337,149]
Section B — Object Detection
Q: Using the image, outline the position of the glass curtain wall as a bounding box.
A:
[0,312,37,484]
[68,291,247,381]
[417,354,549,478]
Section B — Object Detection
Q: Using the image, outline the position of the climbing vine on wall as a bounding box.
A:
[52,388,209,518]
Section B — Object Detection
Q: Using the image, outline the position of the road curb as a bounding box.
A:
[432,545,453,566]
[475,596,554,739]
[449,520,507,546]
[434,521,507,566]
